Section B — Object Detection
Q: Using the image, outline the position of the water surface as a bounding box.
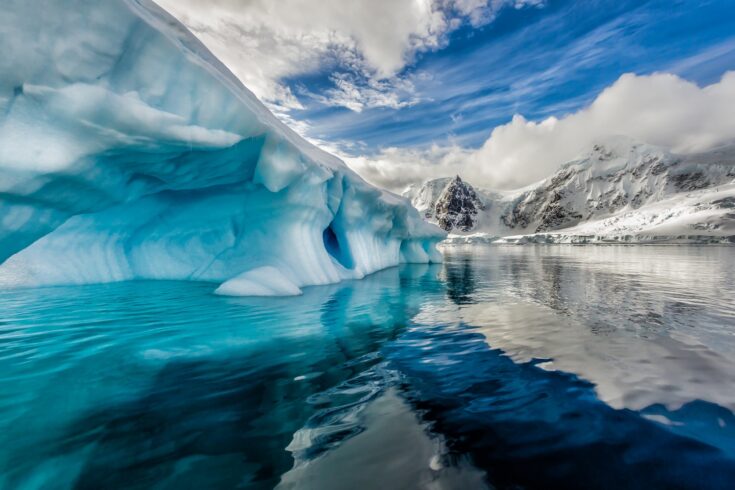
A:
[1,245,734,489]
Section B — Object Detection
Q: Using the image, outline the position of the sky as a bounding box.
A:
[157,0,735,191]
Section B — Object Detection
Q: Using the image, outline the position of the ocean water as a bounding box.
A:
[1,245,735,489]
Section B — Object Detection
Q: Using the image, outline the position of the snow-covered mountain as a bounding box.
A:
[404,138,735,243]
[404,177,453,220]
[404,176,484,232]
[0,0,444,295]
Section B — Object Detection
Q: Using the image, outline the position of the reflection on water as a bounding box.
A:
[442,256,477,305]
[278,388,486,490]
[0,246,734,489]
[440,246,735,413]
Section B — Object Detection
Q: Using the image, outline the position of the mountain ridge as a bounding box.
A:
[403,139,735,242]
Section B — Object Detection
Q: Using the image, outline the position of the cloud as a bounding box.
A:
[306,73,421,113]
[155,0,545,112]
[343,145,472,192]
[450,0,545,27]
[345,71,735,192]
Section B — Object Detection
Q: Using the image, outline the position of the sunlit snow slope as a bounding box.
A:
[0,0,444,295]
[407,139,735,244]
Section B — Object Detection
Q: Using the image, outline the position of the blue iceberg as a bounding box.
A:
[0,0,444,295]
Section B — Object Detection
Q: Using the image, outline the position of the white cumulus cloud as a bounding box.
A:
[345,71,735,191]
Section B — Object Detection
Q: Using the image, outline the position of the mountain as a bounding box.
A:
[434,176,485,232]
[403,177,453,220]
[404,138,735,243]
[404,176,484,232]
[0,0,444,295]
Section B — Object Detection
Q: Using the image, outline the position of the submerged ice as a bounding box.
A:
[0,0,443,294]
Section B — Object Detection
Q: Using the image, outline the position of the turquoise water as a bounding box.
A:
[1,245,735,489]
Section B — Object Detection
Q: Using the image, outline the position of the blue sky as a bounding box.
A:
[163,0,735,189]
[286,0,735,154]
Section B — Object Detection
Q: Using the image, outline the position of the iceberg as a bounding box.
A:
[215,266,303,297]
[0,0,444,294]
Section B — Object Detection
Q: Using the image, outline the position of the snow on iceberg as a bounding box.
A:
[0,0,444,294]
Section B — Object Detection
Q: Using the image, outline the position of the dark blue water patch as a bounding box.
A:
[641,401,735,457]
[386,323,735,490]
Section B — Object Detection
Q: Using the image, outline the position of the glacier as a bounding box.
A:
[0,0,444,294]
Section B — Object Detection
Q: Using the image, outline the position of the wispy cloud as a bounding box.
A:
[666,38,735,81]
[303,73,421,113]
[288,0,735,159]
[155,0,546,113]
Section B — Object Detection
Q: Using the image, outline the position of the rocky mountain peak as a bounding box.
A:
[434,175,484,232]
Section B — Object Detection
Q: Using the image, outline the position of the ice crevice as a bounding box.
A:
[0,0,444,295]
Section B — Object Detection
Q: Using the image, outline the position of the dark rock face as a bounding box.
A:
[434,176,484,232]
[500,143,735,233]
[535,205,583,232]
[712,197,735,209]
[671,171,710,191]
